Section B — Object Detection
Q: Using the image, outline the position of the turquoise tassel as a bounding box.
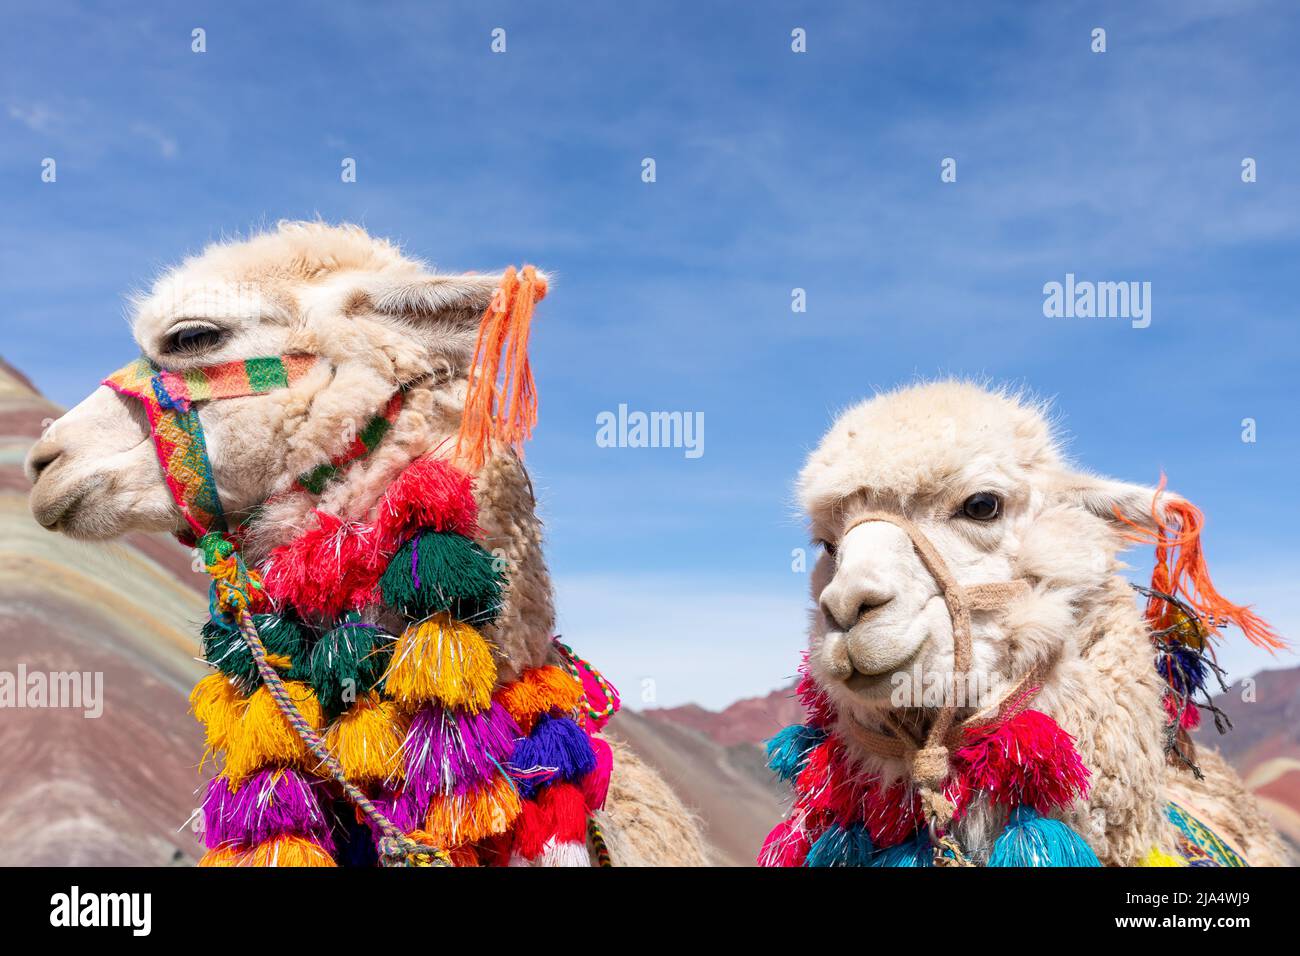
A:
[764,724,826,781]
[805,822,874,867]
[988,806,1101,867]
[870,832,933,867]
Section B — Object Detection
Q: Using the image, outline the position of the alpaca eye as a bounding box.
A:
[816,538,837,557]
[166,325,223,354]
[961,492,1001,521]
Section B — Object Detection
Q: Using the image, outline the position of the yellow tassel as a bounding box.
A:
[324,693,408,785]
[242,834,336,867]
[384,613,496,711]
[197,844,246,867]
[189,673,247,763]
[1139,845,1187,867]
[424,772,521,845]
[498,665,583,733]
[224,680,325,783]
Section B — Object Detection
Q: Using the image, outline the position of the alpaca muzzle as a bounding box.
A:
[835,511,1044,827]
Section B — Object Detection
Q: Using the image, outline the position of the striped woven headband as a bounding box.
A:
[102,354,329,537]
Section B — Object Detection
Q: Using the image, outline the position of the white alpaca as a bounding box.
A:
[793,380,1284,865]
[26,221,707,866]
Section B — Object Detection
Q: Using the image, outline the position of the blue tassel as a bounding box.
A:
[764,724,825,781]
[1156,644,1208,697]
[988,806,1100,867]
[509,715,597,797]
[870,832,933,867]
[805,822,874,867]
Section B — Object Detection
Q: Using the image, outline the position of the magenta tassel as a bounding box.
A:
[201,769,334,851]
[402,702,521,805]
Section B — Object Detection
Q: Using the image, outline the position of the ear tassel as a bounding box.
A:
[454,265,547,473]
[1120,478,1284,650]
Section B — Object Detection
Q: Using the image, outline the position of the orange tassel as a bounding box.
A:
[197,844,246,867]
[497,665,584,733]
[1119,477,1284,650]
[454,265,547,473]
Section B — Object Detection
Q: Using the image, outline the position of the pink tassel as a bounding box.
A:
[581,736,613,811]
[758,816,811,867]
[953,709,1090,814]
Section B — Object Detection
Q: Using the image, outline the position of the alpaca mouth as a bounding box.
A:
[31,476,106,534]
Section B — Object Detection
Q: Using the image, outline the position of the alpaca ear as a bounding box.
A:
[360,273,505,326]
[1051,471,1182,533]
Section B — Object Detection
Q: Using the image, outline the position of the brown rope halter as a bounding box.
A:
[833,512,1053,829]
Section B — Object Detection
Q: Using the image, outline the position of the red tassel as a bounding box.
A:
[373,455,479,550]
[512,797,554,860]
[538,783,587,843]
[1163,692,1201,730]
[261,511,383,617]
[953,709,1090,814]
[796,652,836,728]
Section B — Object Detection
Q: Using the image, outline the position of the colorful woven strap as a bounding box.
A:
[103,355,325,536]
[1165,802,1247,867]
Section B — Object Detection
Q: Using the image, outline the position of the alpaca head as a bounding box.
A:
[798,380,1175,730]
[26,221,514,539]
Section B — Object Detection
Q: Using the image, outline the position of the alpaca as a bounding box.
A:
[25,220,707,867]
[766,380,1285,867]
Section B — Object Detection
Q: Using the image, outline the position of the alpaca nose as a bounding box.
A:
[25,436,62,483]
[819,578,896,632]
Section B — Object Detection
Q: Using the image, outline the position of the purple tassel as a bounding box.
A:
[201,769,334,851]
[402,702,521,805]
[508,715,598,798]
[368,786,425,841]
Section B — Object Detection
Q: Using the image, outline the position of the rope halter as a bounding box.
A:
[832,511,1052,833]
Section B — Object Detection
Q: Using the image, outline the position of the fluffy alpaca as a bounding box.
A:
[25,220,707,866]
[794,380,1284,866]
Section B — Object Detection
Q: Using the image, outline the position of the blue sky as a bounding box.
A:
[2,1,1297,707]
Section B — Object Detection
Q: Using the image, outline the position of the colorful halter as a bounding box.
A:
[102,354,325,537]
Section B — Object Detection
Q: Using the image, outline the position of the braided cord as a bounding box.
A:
[553,638,619,721]
[587,817,612,867]
[232,607,450,867]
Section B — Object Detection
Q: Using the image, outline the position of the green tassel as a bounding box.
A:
[200,613,310,692]
[379,530,505,625]
[308,616,394,719]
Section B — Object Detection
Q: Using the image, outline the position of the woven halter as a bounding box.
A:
[833,511,1053,828]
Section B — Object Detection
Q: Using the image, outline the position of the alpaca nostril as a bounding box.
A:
[27,447,61,483]
[821,585,895,632]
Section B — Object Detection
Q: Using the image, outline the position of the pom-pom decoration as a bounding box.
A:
[987,806,1100,867]
[308,617,393,719]
[952,709,1090,816]
[424,771,523,846]
[324,693,407,785]
[765,723,826,781]
[581,735,614,811]
[508,714,598,798]
[373,456,480,549]
[222,680,326,784]
[496,664,584,733]
[805,822,875,867]
[379,531,505,626]
[261,511,385,619]
[402,702,521,804]
[189,672,247,763]
[202,613,310,692]
[243,833,338,867]
[383,614,496,711]
[201,768,334,852]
